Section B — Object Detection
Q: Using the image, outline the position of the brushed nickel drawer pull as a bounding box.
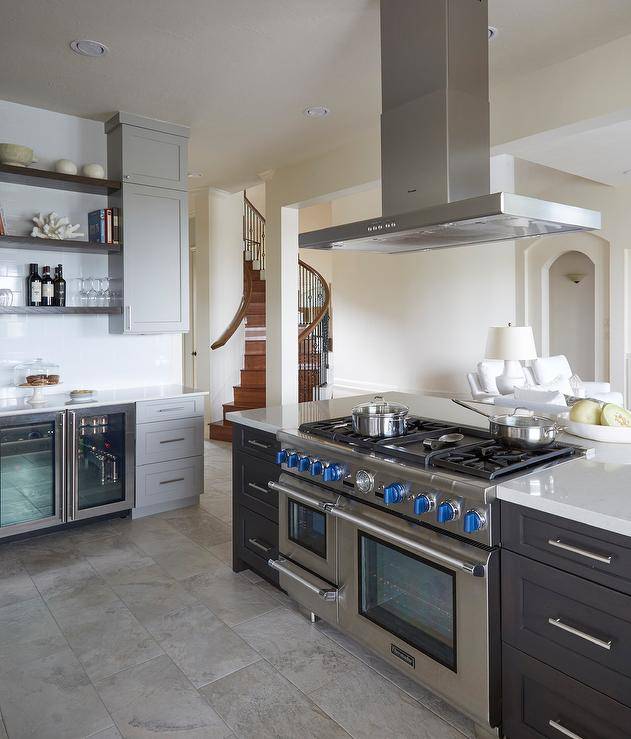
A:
[248,439,271,449]
[549,719,584,739]
[160,437,186,444]
[247,482,270,494]
[158,406,186,412]
[247,537,273,553]
[547,538,612,564]
[159,477,185,485]
[548,617,612,650]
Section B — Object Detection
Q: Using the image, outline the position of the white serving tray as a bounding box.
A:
[563,415,631,444]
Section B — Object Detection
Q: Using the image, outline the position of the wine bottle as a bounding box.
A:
[53,264,66,307]
[26,263,42,307]
[41,266,54,306]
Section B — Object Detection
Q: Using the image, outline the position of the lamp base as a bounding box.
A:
[496,360,526,395]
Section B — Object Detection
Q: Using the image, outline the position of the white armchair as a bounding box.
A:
[467,360,522,402]
[530,355,620,403]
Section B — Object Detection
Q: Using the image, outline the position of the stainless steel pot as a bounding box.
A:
[351,395,409,438]
[452,399,564,450]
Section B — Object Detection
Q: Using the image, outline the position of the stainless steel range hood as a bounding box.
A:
[299,0,601,254]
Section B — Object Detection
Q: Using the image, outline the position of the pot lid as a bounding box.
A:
[352,395,409,417]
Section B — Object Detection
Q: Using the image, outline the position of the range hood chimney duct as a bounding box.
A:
[299,0,601,254]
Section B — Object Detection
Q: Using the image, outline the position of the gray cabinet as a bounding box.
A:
[106,113,188,191]
[109,184,189,334]
[106,113,190,335]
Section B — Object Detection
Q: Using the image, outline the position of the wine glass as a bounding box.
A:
[98,277,111,306]
[79,278,90,305]
[86,277,99,305]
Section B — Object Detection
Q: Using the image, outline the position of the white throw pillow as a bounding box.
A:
[477,360,519,395]
[513,386,567,406]
[537,373,573,397]
[532,355,572,385]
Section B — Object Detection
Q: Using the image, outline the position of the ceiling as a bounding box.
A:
[3,0,631,190]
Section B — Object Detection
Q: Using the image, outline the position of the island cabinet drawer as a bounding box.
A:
[236,506,279,584]
[503,644,631,739]
[501,502,631,595]
[136,396,204,424]
[234,424,280,464]
[234,454,280,521]
[503,550,631,707]
[136,417,203,465]
[136,457,203,508]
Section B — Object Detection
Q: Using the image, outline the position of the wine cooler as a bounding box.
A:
[0,404,135,539]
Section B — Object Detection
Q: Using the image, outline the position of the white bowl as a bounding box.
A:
[563,416,631,444]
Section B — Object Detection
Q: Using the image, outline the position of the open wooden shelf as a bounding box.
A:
[0,234,121,255]
[0,306,122,315]
[0,163,121,195]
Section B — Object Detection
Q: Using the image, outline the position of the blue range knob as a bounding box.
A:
[297,456,311,472]
[275,449,288,465]
[323,463,344,482]
[413,495,432,516]
[463,510,485,534]
[286,452,299,469]
[383,483,406,506]
[309,460,324,476]
[437,501,458,524]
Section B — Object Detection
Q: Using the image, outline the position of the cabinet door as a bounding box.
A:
[121,127,187,190]
[119,184,189,333]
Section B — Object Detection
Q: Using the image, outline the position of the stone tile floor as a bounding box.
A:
[0,440,475,739]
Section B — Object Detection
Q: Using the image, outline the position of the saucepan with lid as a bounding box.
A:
[351,395,409,438]
[451,399,565,450]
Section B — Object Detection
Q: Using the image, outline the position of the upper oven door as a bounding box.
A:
[335,499,496,729]
[272,473,339,583]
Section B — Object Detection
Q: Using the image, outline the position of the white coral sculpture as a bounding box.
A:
[31,212,84,240]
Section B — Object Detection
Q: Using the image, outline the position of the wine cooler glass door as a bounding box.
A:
[68,406,134,520]
[0,412,64,538]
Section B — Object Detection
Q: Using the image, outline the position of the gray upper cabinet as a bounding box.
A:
[106,113,189,190]
[110,184,189,334]
[106,113,190,334]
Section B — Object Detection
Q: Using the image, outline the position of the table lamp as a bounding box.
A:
[486,324,537,395]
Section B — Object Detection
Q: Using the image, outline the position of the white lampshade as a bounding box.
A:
[485,325,537,361]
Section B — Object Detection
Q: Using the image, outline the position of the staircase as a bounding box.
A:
[209,193,330,442]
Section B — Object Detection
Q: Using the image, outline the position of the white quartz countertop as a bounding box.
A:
[228,392,631,536]
[0,385,207,417]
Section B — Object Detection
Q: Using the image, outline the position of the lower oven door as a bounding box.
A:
[334,500,497,729]
[271,473,338,584]
[268,557,339,624]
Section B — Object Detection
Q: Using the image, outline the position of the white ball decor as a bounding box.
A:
[54,159,78,175]
[31,212,85,240]
[82,163,105,179]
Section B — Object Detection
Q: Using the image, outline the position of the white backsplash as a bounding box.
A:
[0,99,184,398]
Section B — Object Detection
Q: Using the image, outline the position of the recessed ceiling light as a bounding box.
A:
[187,172,204,178]
[303,106,331,119]
[488,26,498,41]
[70,39,109,57]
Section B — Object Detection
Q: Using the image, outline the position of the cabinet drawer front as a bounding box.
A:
[137,396,204,424]
[235,504,278,578]
[502,503,631,595]
[503,644,631,739]
[236,454,280,521]
[503,551,631,706]
[235,424,280,464]
[122,127,187,189]
[136,457,202,507]
[136,418,203,465]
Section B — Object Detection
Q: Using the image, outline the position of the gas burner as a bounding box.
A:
[299,416,454,448]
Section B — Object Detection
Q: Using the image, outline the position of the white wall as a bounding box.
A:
[549,251,595,379]
[0,100,182,397]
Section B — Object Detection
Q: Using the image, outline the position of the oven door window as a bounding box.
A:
[288,499,327,559]
[358,532,456,670]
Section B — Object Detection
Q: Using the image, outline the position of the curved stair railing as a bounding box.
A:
[298,259,331,402]
[210,262,253,350]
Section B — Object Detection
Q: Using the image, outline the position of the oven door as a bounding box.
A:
[335,499,497,729]
[271,473,338,583]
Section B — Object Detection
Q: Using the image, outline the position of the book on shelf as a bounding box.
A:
[88,208,120,245]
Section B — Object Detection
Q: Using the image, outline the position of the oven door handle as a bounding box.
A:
[268,480,337,512]
[268,558,338,601]
[330,506,486,577]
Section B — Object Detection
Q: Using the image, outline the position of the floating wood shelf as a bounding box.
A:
[0,306,122,315]
[0,163,121,195]
[0,234,121,255]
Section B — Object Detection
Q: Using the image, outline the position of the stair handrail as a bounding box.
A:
[298,259,331,342]
[211,261,253,350]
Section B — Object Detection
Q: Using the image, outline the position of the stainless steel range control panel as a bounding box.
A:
[274,445,494,546]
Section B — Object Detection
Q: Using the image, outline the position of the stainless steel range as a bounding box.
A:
[267,414,586,736]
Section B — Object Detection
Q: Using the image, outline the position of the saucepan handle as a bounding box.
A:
[451,398,495,419]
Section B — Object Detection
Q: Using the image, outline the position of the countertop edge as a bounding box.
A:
[224,411,280,434]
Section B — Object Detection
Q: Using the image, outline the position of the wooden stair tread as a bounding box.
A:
[209,420,232,442]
